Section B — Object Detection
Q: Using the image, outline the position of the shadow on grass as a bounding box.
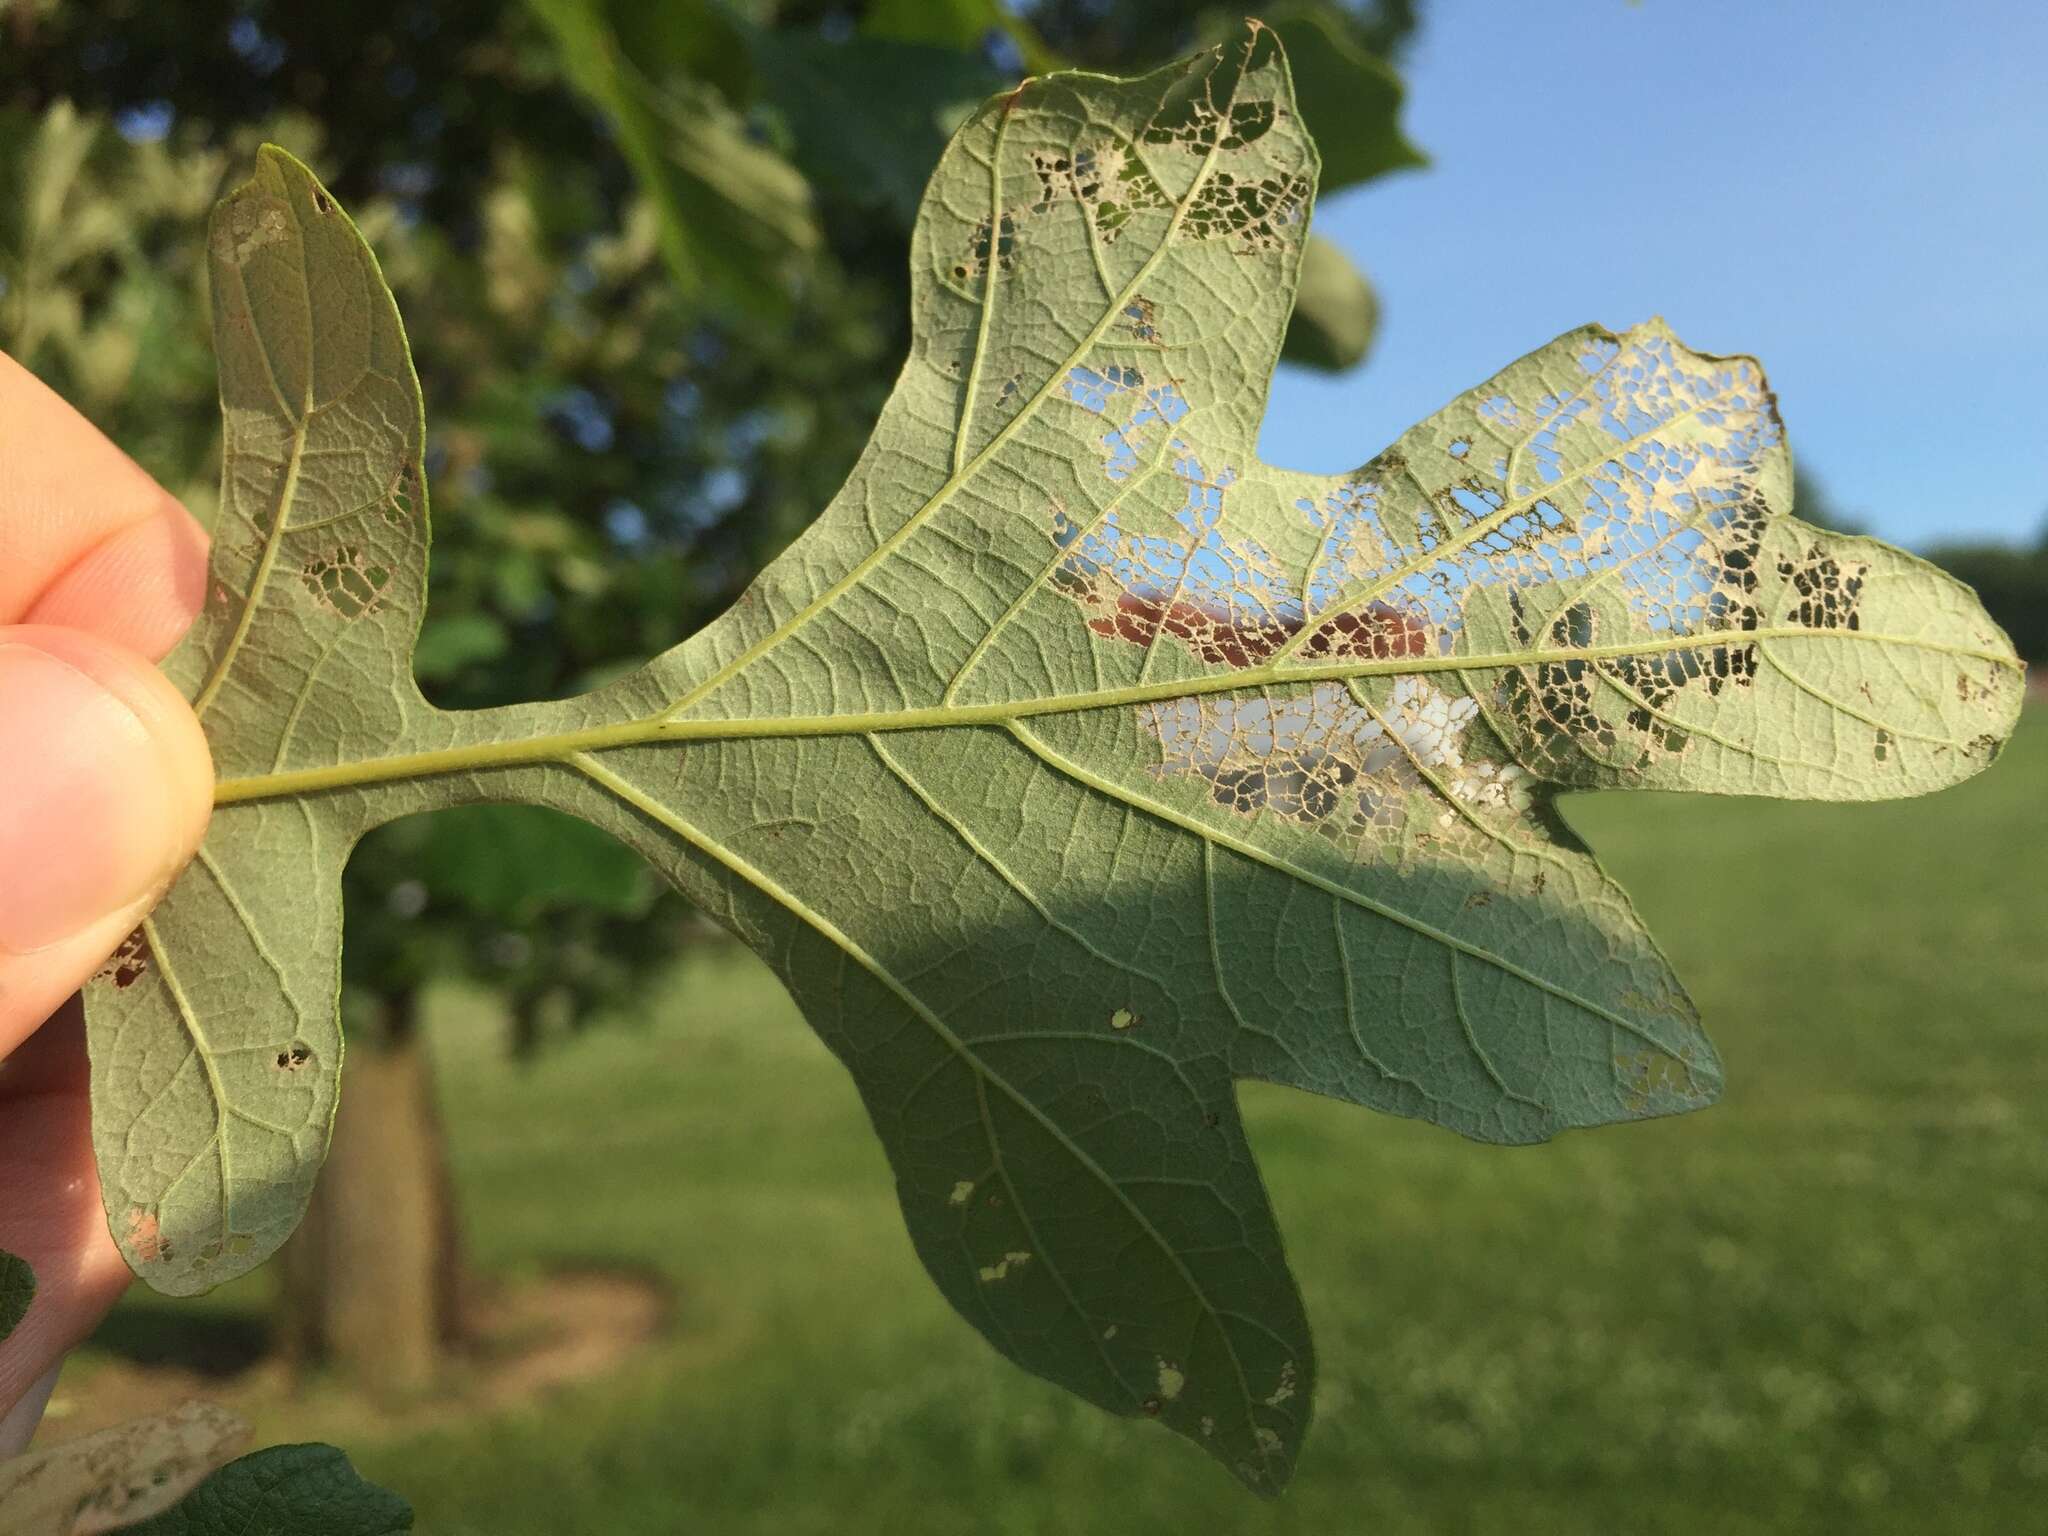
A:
[86,1305,270,1379]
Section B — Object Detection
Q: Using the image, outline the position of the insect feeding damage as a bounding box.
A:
[1036,321,1905,835]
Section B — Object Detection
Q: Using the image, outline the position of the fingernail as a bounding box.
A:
[0,642,189,952]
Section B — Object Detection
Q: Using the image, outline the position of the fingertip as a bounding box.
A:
[0,626,212,1053]
[22,497,210,662]
[3,624,214,844]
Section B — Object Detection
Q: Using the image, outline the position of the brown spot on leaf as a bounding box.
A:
[215,196,290,265]
[95,928,151,989]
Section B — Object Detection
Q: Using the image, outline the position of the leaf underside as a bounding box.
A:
[81,24,2022,1494]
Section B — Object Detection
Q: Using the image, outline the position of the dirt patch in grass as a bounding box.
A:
[35,1267,668,1449]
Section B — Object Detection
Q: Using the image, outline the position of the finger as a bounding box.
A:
[22,501,211,662]
[0,358,215,1441]
[0,625,213,1057]
[0,1065,133,1423]
[0,994,91,1100]
[0,350,209,656]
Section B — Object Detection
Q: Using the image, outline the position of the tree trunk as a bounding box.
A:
[277,990,468,1392]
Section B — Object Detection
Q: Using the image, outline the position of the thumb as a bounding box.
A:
[0,625,212,1056]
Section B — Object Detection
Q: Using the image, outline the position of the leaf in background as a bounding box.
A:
[127,1443,412,1536]
[603,0,754,105]
[408,612,508,681]
[413,804,653,923]
[527,0,818,315]
[749,31,1007,223]
[85,29,2023,1493]
[0,1250,30,1343]
[1280,231,1378,370]
[863,0,1062,74]
[0,1401,246,1536]
[1260,3,1425,191]
[0,101,115,364]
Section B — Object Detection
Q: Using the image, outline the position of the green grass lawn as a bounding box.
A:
[78,714,2048,1533]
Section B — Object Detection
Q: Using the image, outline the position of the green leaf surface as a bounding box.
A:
[84,27,2023,1494]
[750,31,1008,223]
[0,1249,31,1343]
[128,1443,412,1536]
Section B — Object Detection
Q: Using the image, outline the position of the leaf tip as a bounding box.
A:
[253,143,341,210]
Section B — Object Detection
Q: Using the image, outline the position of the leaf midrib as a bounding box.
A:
[211,624,2018,806]
[193,236,316,717]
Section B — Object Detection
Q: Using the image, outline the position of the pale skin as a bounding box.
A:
[0,350,214,1451]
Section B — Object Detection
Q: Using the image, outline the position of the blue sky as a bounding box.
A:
[1259,0,2048,550]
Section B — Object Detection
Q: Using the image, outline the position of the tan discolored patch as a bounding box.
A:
[213,196,290,266]
[1264,1360,1297,1407]
[977,1251,1032,1283]
[1615,1046,1712,1113]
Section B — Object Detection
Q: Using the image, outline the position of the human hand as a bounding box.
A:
[0,350,214,1452]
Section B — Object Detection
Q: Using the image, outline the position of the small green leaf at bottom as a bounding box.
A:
[129,1443,412,1536]
[0,1250,32,1342]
